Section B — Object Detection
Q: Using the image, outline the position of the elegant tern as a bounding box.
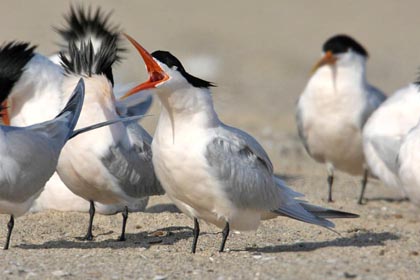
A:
[296,35,386,204]
[363,83,420,197]
[55,29,163,241]
[0,79,85,249]
[123,34,358,253]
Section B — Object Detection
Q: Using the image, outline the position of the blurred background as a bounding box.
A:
[1,0,420,175]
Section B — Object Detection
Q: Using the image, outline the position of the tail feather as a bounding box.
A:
[70,114,150,139]
[299,203,359,219]
[55,78,85,139]
[274,203,358,230]
[274,207,335,229]
[272,176,358,230]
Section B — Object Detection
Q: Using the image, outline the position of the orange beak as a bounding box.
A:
[311,51,337,74]
[121,33,169,100]
[1,100,9,125]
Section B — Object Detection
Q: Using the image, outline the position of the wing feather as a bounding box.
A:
[100,121,164,198]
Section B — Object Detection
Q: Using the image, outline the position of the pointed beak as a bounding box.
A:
[1,100,9,125]
[121,33,169,100]
[311,51,337,74]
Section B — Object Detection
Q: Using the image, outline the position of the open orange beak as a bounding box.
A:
[121,33,169,100]
[311,51,337,74]
[1,100,9,125]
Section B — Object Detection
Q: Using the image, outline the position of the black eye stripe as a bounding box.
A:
[323,35,368,57]
[151,50,215,89]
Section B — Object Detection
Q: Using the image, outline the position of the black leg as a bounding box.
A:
[358,169,369,205]
[219,222,230,252]
[191,218,200,254]
[84,200,95,241]
[118,206,129,241]
[4,215,14,250]
[327,175,334,202]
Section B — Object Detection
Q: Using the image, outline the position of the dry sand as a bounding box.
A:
[1,0,420,279]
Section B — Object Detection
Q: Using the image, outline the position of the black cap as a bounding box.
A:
[152,50,215,89]
[323,35,368,57]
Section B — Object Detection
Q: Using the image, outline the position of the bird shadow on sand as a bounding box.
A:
[16,226,195,250]
[243,231,399,253]
[145,203,181,214]
[364,197,409,204]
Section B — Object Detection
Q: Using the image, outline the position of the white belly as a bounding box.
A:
[57,137,127,205]
[305,119,365,174]
[298,82,367,175]
[152,126,262,231]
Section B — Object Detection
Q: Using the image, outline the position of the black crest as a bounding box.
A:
[414,70,420,89]
[57,6,121,47]
[57,6,124,85]
[0,42,36,103]
[152,50,215,89]
[323,35,368,57]
[60,37,118,83]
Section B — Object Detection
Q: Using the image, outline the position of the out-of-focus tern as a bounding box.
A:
[55,25,164,241]
[398,125,420,205]
[123,34,358,253]
[0,78,85,250]
[397,80,420,205]
[363,83,420,196]
[296,35,386,204]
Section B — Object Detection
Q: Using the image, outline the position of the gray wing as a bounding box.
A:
[369,135,402,174]
[222,124,273,172]
[369,85,387,107]
[361,85,387,127]
[295,104,311,155]
[206,125,341,228]
[0,127,58,202]
[101,121,164,198]
[125,95,153,117]
[206,125,289,209]
[114,83,154,117]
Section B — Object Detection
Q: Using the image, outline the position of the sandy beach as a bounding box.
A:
[0,1,420,279]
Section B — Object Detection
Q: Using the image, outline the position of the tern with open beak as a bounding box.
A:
[123,34,359,253]
[296,35,386,204]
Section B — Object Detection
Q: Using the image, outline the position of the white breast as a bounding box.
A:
[152,108,262,230]
[363,84,420,191]
[298,66,368,174]
[398,125,420,206]
[56,77,130,205]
